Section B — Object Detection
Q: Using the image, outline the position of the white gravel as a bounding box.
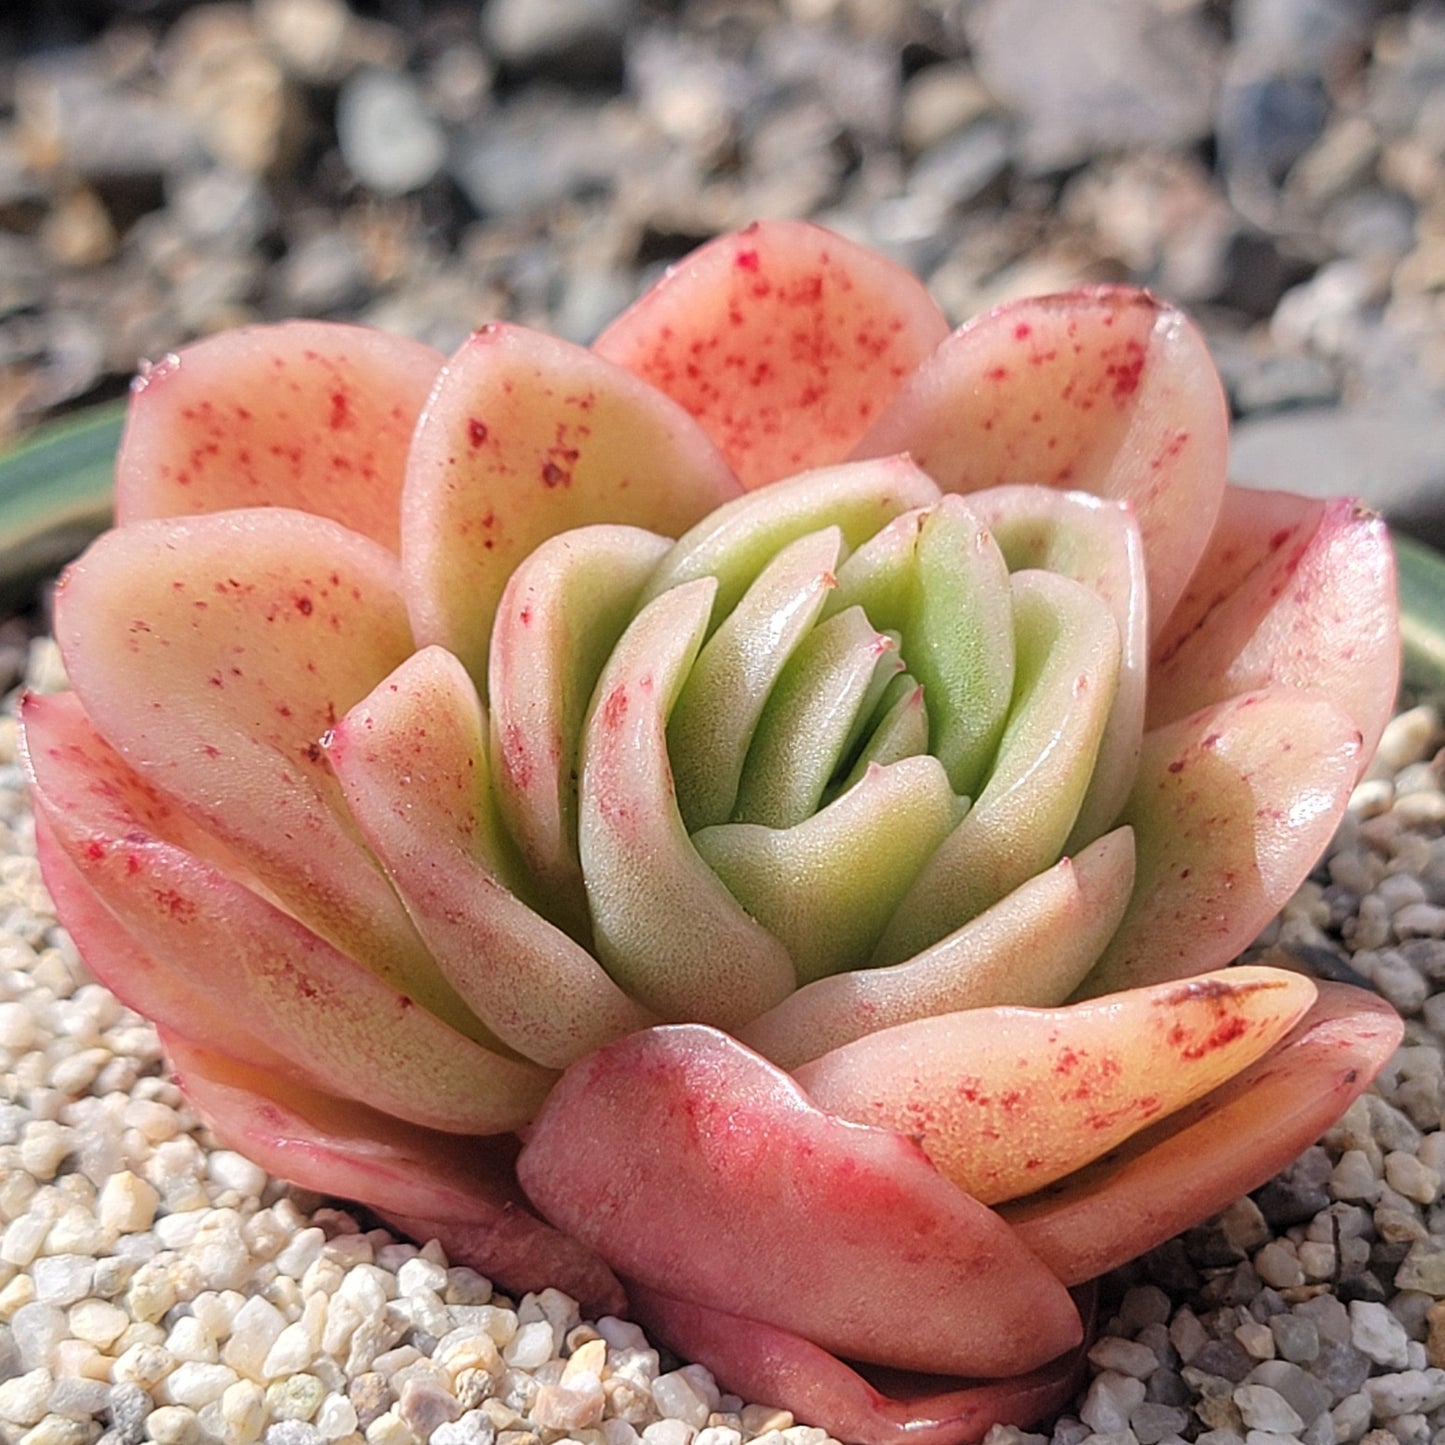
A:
[4,627,1445,1445]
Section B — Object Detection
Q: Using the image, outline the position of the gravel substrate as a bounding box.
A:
[0,631,1440,1445]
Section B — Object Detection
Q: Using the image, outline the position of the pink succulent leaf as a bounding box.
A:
[638,454,942,625]
[23,692,553,1134]
[488,525,672,934]
[1084,689,1362,996]
[853,287,1228,631]
[1001,981,1403,1285]
[967,486,1148,846]
[593,219,950,490]
[326,645,656,1069]
[516,1023,1082,1379]
[116,322,444,550]
[794,965,1316,1205]
[52,508,473,1018]
[400,323,741,683]
[823,496,1015,800]
[162,1033,626,1318]
[873,570,1121,966]
[1149,487,1399,764]
[693,756,961,986]
[625,1279,1095,1445]
[578,577,795,1027]
[669,527,844,832]
[739,827,1136,1070]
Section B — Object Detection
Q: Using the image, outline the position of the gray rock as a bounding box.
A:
[1247,1359,1333,1425]
[967,0,1222,172]
[482,0,634,80]
[337,69,447,197]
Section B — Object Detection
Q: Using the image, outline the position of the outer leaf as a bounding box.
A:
[517,1025,1081,1378]
[1084,689,1361,995]
[795,966,1316,1205]
[23,693,552,1135]
[874,570,1121,965]
[626,1281,1095,1445]
[1002,982,1403,1284]
[115,322,444,550]
[594,220,950,490]
[488,524,672,937]
[854,287,1228,630]
[740,829,1136,1070]
[578,580,796,1026]
[164,1034,625,1318]
[53,510,467,1023]
[402,323,740,681]
[1149,487,1398,764]
[327,647,656,1069]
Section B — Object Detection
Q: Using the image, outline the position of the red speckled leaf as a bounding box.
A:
[52,509,469,1022]
[517,1024,1081,1378]
[1001,982,1402,1285]
[164,1033,625,1318]
[594,220,950,490]
[1083,690,1361,996]
[22,692,552,1135]
[740,827,1137,1072]
[853,287,1228,630]
[402,323,740,683]
[327,646,655,1069]
[116,321,444,550]
[1150,487,1399,764]
[795,966,1315,1205]
[626,1280,1095,1445]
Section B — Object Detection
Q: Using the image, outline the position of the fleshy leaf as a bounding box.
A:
[854,287,1228,629]
[694,756,962,985]
[627,1280,1095,1445]
[1084,689,1361,995]
[874,570,1121,965]
[795,966,1316,1205]
[578,579,796,1026]
[639,455,942,624]
[52,508,474,1020]
[970,486,1147,846]
[327,647,656,1069]
[1149,487,1399,765]
[164,1033,625,1317]
[740,828,1136,1070]
[594,220,950,490]
[116,322,444,550]
[1002,981,1403,1284]
[669,528,843,832]
[517,1024,1081,1377]
[23,693,553,1134]
[401,323,740,683]
[488,524,672,937]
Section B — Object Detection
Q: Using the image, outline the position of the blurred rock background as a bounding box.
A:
[0,0,1441,541]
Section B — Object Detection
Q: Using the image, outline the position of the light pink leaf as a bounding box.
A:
[853,287,1228,629]
[594,220,950,490]
[23,692,553,1134]
[1083,689,1361,995]
[517,1024,1081,1378]
[327,646,656,1069]
[401,323,740,682]
[53,509,465,1021]
[1001,981,1403,1285]
[1149,487,1399,765]
[795,966,1316,1205]
[626,1280,1095,1445]
[740,828,1136,1070]
[164,1033,625,1317]
[116,322,444,550]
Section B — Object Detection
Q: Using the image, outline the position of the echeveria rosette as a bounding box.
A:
[21,220,1404,1445]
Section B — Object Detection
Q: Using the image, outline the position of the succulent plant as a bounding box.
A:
[23,221,1403,1445]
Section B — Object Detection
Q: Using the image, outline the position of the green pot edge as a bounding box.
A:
[0,402,1441,701]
